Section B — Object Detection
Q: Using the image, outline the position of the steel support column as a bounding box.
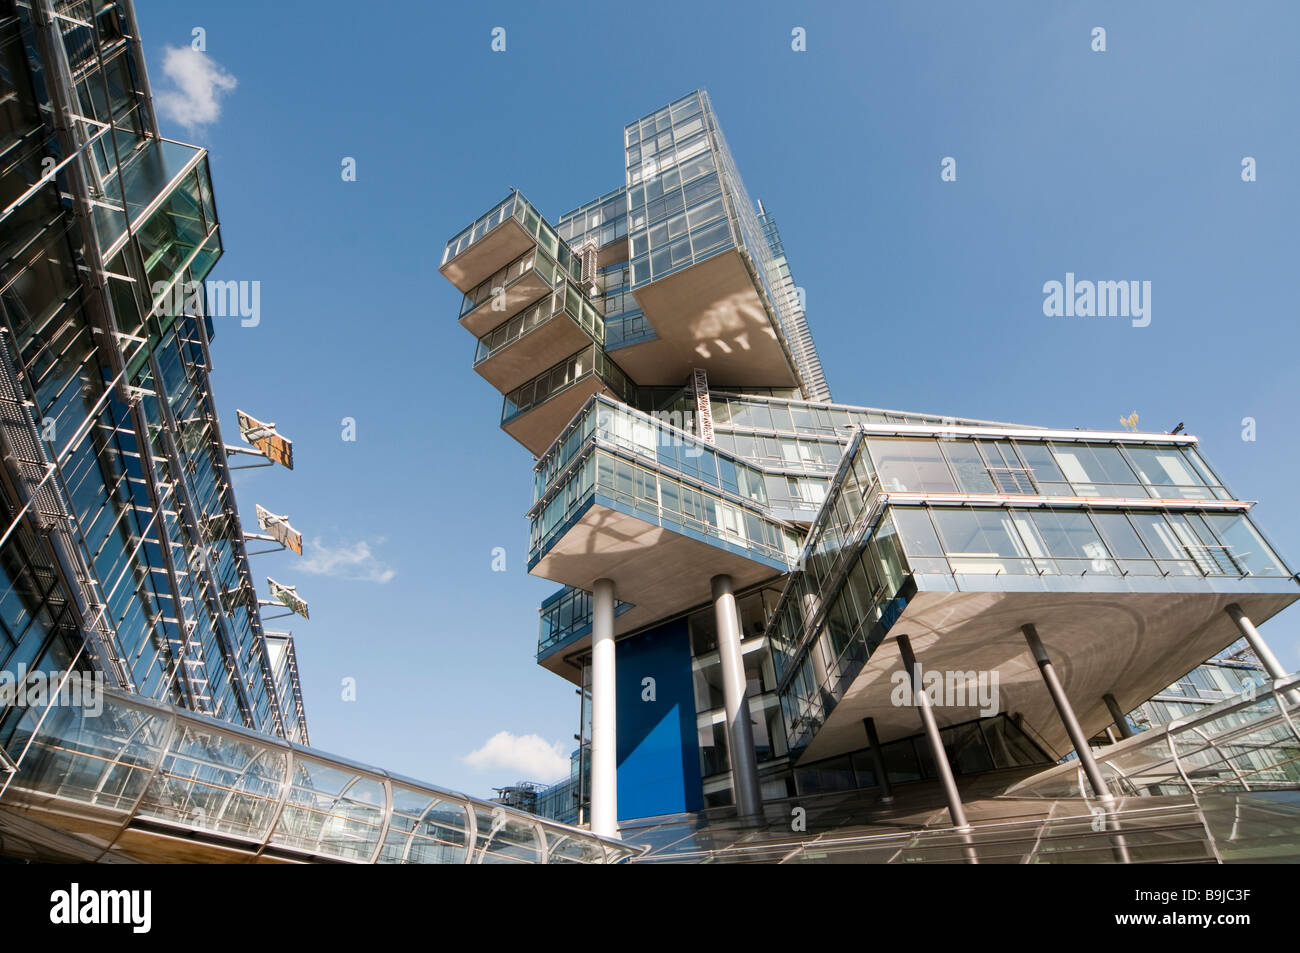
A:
[896,634,969,830]
[712,573,761,822]
[589,578,618,838]
[862,717,893,803]
[1022,624,1130,862]
[1103,693,1134,740]
[1022,624,1113,801]
[1225,603,1288,681]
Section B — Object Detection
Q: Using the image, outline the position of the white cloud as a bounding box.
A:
[463,731,570,783]
[155,46,237,130]
[299,538,396,584]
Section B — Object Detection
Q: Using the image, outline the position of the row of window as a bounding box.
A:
[473,281,604,364]
[502,346,632,423]
[712,395,990,437]
[863,436,1231,501]
[889,505,1289,579]
[529,448,800,567]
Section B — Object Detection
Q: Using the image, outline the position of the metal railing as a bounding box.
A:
[1008,672,1300,800]
[0,687,638,864]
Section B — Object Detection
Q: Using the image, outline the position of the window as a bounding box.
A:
[892,507,943,556]
[1203,513,1289,576]
[866,438,957,493]
[930,509,1033,574]
[1030,511,1112,573]
[1091,511,1161,574]
[940,441,995,493]
[1015,441,1070,494]
[1128,511,1200,575]
[1124,447,1212,500]
[1050,443,1140,496]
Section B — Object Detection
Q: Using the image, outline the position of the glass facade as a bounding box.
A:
[537,584,633,661]
[527,396,802,570]
[793,714,1051,795]
[556,187,628,253]
[0,0,292,765]
[473,280,605,367]
[768,426,1297,758]
[501,344,634,424]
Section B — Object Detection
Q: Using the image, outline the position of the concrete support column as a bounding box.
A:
[1103,693,1135,739]
[712,573,762,821]
[1022,624,1113,802]
[1225,603,1288,681]
[862,717,894,803]
[896,634,969,831]
[589,578,618,838]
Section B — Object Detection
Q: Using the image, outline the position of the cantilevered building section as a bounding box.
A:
[439,89,1300,850]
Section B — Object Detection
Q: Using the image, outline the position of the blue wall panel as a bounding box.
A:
[615,618,703,820]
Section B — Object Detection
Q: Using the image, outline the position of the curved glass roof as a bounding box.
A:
[0,687,638,864]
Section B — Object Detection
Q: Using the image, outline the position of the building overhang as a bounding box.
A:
[440,216,537,293]
[530,497,786,638]
[475,316,594,394]
[796,585,1300,765]
[458,269,553,338]
[616,248,799,388]
[502,377,611,457]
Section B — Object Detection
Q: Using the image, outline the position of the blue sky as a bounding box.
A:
[135,0,1300,796]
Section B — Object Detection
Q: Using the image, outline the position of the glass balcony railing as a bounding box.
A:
[502,345,634,425]
[473,280,605,366]
[442,189,575,277]
[527,396,803,571]
[458,243,580,320]
[537,585,634,660]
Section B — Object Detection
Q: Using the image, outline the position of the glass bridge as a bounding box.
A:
[0,687,638,864]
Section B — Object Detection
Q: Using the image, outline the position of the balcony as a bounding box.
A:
[526,397,801,627]
[473,283,605,394]
[441,191,575,295]
[536,585,634,677]
[500,346,634,456]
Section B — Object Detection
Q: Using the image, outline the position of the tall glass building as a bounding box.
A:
[0,0,294,746]
[441,89,1300,839]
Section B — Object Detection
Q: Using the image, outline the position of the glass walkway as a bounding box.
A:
[0,687,637,864]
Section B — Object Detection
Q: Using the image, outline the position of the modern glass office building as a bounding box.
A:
[440,88,1300,843]
[0,0,291,749]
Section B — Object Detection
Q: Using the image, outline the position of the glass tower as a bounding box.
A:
[441,88,1300,835]
[0,0,299,758]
